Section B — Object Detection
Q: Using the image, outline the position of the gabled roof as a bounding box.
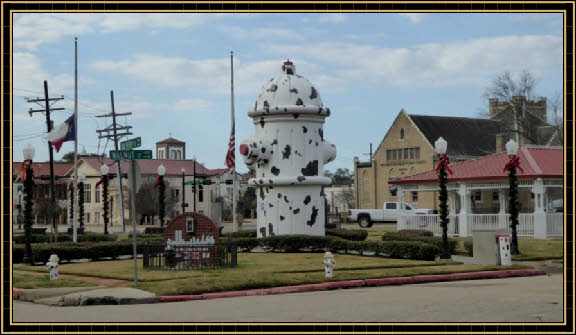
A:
[409,115,502,157]
[389,147,562,184]
[156,137,185,145]
[12,162,74,183]
[75,157,213,177]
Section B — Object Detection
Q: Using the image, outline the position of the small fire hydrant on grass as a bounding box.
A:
[45,253,59,280]
[322,249,335,278]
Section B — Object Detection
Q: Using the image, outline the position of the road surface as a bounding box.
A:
[13,273,563,323]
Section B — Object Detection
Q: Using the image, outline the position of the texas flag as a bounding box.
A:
[46,114,76,153]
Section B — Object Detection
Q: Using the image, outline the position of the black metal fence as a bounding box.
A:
[142,242,237,270]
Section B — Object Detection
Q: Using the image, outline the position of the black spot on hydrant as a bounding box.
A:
[277,193,282,199]
[272,139,278,145]
[271,166,280,176]
[304,195,311,205]
[302,126,307,133]
[293,113,299,119]
[293,208,300,214]
[267,84,278,92]
[284,195,289,203]
[297,176,306,182]
[307,206,319,226]
[259,187,265,200]
[296,98,304,106]
[310,86,318,99]
[264,101,269,109]
[268,223,275,236]
[280,216,285,221]
[282,145,291,159]
[290,88,298,94]
[301,160,318,176]
[260,227,267,237]
[268,203,274,208]
[261,147,266,153]
[319,128,324,141]
[259,117,265,128]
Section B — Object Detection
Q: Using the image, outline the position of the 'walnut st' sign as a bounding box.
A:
[109,149,152,160]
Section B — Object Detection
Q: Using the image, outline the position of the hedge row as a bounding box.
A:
[227,235,440,261]
[464,240,474,256]
[382,233,458,254]
[13,232,117,244]
[385,230,434,238]
[325,229,368,241]
[13,241,138,264]
[221,231,257,238]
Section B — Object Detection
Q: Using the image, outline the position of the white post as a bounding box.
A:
[397,188,407,231]
[458,183,470,237]
[498,189,507,229]
[72,37,78,243]
[532,178,546,239]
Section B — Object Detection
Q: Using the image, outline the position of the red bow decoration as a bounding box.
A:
[154,176,161,188]
[503,155,524,174]
[435,154,453,175]
[95,176,105,188]
[20,160,31,182]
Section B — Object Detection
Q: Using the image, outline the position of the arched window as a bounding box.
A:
[400,128,405,139]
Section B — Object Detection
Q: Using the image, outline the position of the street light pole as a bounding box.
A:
[193,156,197,213]
[434,137,452,260]
[22,144,35,265]
[100,164,110,235]
[157,165,166,227]
[181,168,186,214]
[505,139,522,255]
[17,186,23,230]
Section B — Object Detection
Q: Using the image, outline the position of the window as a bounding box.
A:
[409,148,415,160]
[186,217,195,233]
[385,203,397,209]
[492,192,499,201]
[400,128,405,139]
[94,212,100,224]
[403,148,409,160]
[386,150,392,162]
[199,184,204,202]
[472,191,482,202]
[412,191,418,202]
[172,189,180,202]
[86,212,91,223]
[95,186,100,203]
[84,184,91,203]
[415,147,420,160]
[392,150,398,161]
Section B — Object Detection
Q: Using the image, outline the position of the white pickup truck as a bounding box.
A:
[348,202,435,228]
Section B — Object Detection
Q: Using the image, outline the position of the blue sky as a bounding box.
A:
[12,12,563,173]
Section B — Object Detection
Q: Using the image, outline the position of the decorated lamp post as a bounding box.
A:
[98,164,110,234]
[504,139,522,255]
[17,185,23,230]
[181,168,186,214]
[78,173,86,228]
[22,144,35,265]
[435,137,453,259]
[155,164,166,227]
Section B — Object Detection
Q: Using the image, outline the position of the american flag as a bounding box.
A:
[225,121,235,171]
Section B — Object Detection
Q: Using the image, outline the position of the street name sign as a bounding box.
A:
[110,150,152,160]
[120,137,142,150]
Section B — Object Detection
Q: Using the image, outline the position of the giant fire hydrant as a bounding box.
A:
[322,250,336,278]
[240,61,336,237]
[45,253,59,280]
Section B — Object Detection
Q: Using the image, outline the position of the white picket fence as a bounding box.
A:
[404,213,562,238]
[405,214,460,237]
[546,213,563,237]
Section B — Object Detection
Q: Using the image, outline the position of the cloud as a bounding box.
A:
[318,13,348,23]
[217,25,303,40]
[13,52,73,96]
[397,13,428,23]
[14,13,209,50]
[173,98,214,113]
[268,34,562,87]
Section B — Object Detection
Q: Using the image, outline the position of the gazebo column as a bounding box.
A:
[397,188,407,231]
[457,183,470,237]
[498,189,508,229]
[532,178,546,239]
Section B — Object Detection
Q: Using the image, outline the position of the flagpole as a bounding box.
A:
[72,37,78,243]
[231,51,238,233]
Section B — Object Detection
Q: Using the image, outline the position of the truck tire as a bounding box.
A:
[358,215,373,228]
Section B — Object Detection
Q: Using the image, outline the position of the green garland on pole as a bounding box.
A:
[102,176,109,234]
[78,182,84,228]
[69,185,74,221]
[23,167,34,265]
[438,160,450,259]
[159,176,165,227]
[508,164,520,255]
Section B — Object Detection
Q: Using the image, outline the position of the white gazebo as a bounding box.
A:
[389,146,563,239]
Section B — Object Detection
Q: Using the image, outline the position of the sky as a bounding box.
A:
[12,12,563,174]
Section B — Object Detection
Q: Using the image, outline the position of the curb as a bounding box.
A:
[158,269,544,303]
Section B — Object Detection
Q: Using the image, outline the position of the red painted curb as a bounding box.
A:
[13,287,21,299]
[158,269,545,303]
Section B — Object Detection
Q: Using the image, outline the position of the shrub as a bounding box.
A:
[13,241,145,264]
[259,235,335,252]
[221,231,257,238]
[327,240,439,261]
[382,234,457,254]
[464,239,473,256]
[231,237,259,252]
[386,230,434,238]
[144,227,165,234]
[325,229,368,241]
[13,233,117,244]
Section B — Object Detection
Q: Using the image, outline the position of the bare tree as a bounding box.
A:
[548,90,563,144]
[135,179,176,225]
[484,70,541,143]
[333,185,355,211]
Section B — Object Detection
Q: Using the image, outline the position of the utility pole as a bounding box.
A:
[27,80,65,240]
[96,91,132,232]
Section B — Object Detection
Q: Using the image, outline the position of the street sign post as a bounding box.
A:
[120,137,141,150]
[110,150,152,160]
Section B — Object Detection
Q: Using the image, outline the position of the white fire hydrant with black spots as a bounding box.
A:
[240,61,336,237]
[323,251,336,278]
[45,253,59,280]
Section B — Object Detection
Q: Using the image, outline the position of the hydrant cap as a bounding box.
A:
[253,60,325,113]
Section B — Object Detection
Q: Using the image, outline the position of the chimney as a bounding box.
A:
[489,98,499,118]
[495,134,503,152]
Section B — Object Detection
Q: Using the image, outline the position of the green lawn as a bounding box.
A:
[13,272,95,289]
[363,227,397,241]
[14,253,526,296]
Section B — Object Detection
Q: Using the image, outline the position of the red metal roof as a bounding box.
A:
[79,157,214,176]
[12,162,74,183]
[389,147,563,184]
